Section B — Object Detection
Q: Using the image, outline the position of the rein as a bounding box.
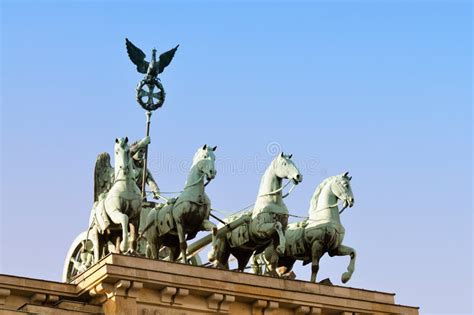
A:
[305,202,347,221]
[258,180,293,198]
[113,177,135,184]
[112,158,134,185]
[153,172,212,204]
[155,193,170,202]
[183,175,204,190]
[183,172,212,191]
[311,202,339,214]
[282,183,296,198]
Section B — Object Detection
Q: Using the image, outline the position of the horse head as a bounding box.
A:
[273,152,303,184]
[331,172,355,211]
[114,137,132,178]
[193,144,217,181]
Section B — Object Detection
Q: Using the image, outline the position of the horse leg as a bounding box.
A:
[176,221,187,263]
[144,208,157,258]
[262,243,280,277]
[202,219,218,254]
[114,236,121,253]
[128,198,142,254]
[152,237,163,260]
[169,244,181,262]
[107,209,129,253]
[310,241,324,283]
[89,227,100,262]
[145,226,159,259]
[278,257,296,279]
[171,202,189,263]
[128,223,137,254]
[251,254,263,275]
[235,250,253,272]
[331,244,357,283]
[209,237,230,269]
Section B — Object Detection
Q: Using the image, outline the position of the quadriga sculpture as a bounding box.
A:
[262,172,356,283]
[208,153,302,272]
[145,145,218,263]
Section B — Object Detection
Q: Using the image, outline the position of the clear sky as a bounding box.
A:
[1,1,472,314]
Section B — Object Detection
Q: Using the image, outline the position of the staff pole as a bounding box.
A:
[141,110,152,200]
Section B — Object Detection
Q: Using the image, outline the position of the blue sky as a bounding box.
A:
[1,1,472,314]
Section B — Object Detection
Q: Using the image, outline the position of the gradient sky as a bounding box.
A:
[1,1,472,314]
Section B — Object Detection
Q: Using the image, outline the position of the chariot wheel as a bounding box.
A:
[62,231,96,282]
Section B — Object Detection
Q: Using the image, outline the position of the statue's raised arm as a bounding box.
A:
[130,135,150,157]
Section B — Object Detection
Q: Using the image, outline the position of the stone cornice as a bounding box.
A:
[1,254,419,314]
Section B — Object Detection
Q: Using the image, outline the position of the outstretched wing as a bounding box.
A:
[158,45,179,74]
[94,152,114,202]
[126,38,149,74]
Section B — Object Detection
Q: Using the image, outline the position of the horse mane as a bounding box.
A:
[309,175,336,213]
[192,149,203,166]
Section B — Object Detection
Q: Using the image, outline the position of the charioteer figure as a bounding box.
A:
[130,136,160,200]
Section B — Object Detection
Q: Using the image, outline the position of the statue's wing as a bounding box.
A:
[126,38,149,74]
[94,152,113,202]
[158,45,179,74]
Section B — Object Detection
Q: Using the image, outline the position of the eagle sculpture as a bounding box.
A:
[126,38,179,79]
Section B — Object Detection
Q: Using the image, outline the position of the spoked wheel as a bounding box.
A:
[62,231,96,282]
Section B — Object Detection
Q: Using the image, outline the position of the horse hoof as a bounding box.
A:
[213,262,225,269]
[341,272,351,283]
[125,249,139,257]
[319,278,333,285]
[265,270,279,278]
[282,271,297,280]
[119,241,128,253]
[207,252,216,262]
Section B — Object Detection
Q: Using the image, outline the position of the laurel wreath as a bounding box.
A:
[135,78,166,111]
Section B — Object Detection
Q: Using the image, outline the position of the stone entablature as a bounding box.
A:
[0,254,418,315]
